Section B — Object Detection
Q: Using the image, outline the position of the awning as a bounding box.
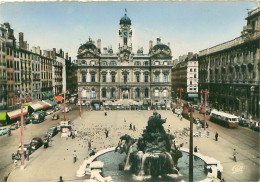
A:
[55,95,64,103]
[7,107,28,120]
[37,101,50,110]
[29,103,43,112]
[0,112,7,121]
[188,94,198,98]
[43,99,57,107]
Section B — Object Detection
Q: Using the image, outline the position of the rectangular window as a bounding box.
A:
[91,90,96,98]
[91,74,95,82]
[194,74,196,78]
[112,75,115,82]
[145,75,148,82]
[102,75,106,82]
[155,75,159,82]
[164,74,168,82]
[82,73,86,82]
[136,74,140,82]
[190,81,192,85]
[124,74,127,82]
[155,89,159,97]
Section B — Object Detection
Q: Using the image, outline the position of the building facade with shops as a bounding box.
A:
[198,7,260,119]
[172,53,199,102]
[77,13,172,110]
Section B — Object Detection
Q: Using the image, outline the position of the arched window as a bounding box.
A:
[163,74,168,82]
[134,61,140,65]
[135,88,140,98]
[102,61,107,66]
[155,74,159,82]
[145,88,149,98]
[102,88,106,98]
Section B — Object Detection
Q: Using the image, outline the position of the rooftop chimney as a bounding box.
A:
[149,41,153,50]
[53,48,56,59]
[19,32,24,48]
[97,39,101,51]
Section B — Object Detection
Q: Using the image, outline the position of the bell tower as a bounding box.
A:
[119,9,132,53]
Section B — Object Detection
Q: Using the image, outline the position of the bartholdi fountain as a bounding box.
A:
[77,111,221,182]
[116,111,183,179]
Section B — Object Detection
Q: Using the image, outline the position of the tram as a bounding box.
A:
[210,110,239,128]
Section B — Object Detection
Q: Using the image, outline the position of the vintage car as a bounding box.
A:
[52,114,60,120]
[46,126,58,137]
[238,119,249,127]
[31,137,43,151]
[9,123,19,130]
[0,127,10,136]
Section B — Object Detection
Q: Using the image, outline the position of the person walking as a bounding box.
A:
[133,125,136,131]
[8,129,11,136]
[73,150,77,163]
[233,149,238,162]
[129,123,132,130]
[215,132,219,141]
[88,140,92,151]
[105,129,109,138]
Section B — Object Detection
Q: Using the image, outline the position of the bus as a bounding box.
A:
[210,110,239,128]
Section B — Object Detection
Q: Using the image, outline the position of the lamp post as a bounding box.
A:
[188,105,194,182]
[79,89,82,118]
[18,91,24,169]
[177,88,183,106]
[200,89,210,130]
[63,92,66,121]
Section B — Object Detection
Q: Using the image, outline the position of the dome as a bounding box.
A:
[152,44,171,51]
[120,14,131,25]
[79,41,97,51]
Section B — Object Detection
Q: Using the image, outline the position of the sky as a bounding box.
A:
[0,1,258,60]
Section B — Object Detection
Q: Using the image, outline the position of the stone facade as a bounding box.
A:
[198,7,260,119]
[77,13,172,109]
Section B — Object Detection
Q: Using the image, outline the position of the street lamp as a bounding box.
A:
[177,88,183,106]
[200,89,210,130]
[79,88,82,118]
[17,90,25,169]
[188,105,194,182]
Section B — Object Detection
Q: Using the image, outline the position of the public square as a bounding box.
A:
[1,106,258,182]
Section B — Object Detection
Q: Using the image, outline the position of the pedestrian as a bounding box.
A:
[73,150,77,163]
[133,125,136,131]
[59,176,63,182]
[24,151,27,160]
[8,130,11,136]
[129,123,132,130]
[115,140,122,152]
[88,140,92,151]
[215,132,218,141]
[194,146,198,152]
[233,149,238,162]
[105,129,109,138]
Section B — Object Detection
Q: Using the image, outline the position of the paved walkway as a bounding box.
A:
[7,110,259,182]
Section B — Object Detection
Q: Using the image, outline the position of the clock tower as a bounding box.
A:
[119,11,132,57]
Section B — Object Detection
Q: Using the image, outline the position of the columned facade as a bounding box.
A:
[198,7,260,119]
[77,13,172,110]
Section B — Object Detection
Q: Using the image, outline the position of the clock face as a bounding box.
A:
[122,30,128,37]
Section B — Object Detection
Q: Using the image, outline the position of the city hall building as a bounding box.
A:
[77,13,172,110]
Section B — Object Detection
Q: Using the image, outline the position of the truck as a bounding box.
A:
[58,120,72,137]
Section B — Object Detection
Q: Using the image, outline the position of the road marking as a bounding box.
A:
[232,164,244,174]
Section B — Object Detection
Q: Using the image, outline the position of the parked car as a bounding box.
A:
[0,127,10,136]
[18,141,32,154]
[32,112,45,123]
[238,119,249,127]
[46,110,54,115]
[250,121,260,132]
[46,126,58,137]
[193,118,200,124]
[62,107,69,113]
[52,114,60,120]
[9,123,19,130]
[24,117,34,125]
[31,137,43,151]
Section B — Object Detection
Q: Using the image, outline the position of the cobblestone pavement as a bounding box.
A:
[7,110,260,182]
